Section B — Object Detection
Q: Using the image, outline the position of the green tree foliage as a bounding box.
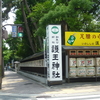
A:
[14,0,54,54]
[28,0,54,37]
[32,0,98,39]
[37,0,93,33]
[2,0,100,62]
[4,34,23,62]
[3,40,12,65]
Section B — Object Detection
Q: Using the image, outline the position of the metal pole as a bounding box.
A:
[0,0,2,89]
[3,24,22,27]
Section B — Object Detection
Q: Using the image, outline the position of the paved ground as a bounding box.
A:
[0,70,100,99]
[1,71,49,94]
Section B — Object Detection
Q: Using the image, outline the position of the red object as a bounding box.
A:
[92,53,98,55]
[70,53,76,55]
[78,53,84,55]
[86,53,91,55]
[18,26,23,32]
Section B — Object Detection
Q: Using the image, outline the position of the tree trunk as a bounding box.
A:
[24,0,43,49]
[21,1,35,53]
[61,20,68,45]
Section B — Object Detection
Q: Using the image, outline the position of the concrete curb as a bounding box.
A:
[18,71,47,84]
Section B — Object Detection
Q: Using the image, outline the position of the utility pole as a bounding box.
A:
[0,0,2,89]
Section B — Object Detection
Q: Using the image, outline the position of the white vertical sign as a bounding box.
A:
[46,25,62,81]
[43,39,46,67]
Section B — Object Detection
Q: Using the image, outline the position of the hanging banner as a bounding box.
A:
[65,32,100,46]
[46,25,62,81]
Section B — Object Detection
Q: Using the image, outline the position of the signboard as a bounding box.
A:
[65,32,100,46]
[12,26,17,37]
[46,25,62,82]
[43,38,46,67]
